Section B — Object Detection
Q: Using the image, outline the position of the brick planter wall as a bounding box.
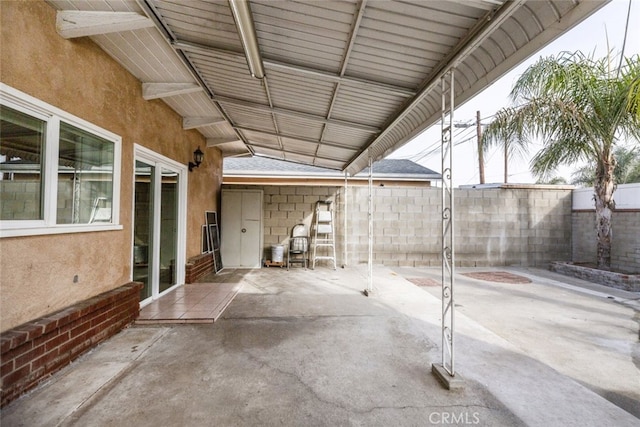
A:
[185,253,215,283]
[0,282,142,407]
[549,261,640,292]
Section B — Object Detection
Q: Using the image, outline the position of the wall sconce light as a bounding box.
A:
[188,146,204,172]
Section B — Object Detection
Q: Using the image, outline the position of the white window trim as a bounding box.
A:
[0,83,122,238]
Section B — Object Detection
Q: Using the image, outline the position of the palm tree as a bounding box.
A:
[571,146,640,187]
[482,52,640,269]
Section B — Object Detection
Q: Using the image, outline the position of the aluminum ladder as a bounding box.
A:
[311,200,336,269]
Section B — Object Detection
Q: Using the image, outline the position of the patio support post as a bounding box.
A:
[343,171,348,268]
[364,152,375,296]
[432,69,462,389]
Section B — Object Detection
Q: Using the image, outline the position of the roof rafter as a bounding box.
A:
[142,83,202,100]
[183,117,227,130]
[56,10,154,38]
[206,137,242,147]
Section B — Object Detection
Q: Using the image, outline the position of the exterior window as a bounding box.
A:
[0,105,46,220]
[0,84,121,237]
[56,122,114,224]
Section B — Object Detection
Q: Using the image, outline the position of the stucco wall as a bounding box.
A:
[0,1,222,331]
[224,184,572,268]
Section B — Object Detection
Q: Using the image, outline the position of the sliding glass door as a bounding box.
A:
[133,146,186,305]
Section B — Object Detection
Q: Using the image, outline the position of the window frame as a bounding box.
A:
[1,83,122,237]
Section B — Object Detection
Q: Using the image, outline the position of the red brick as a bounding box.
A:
[70,320,92,338]
[2,340,34,362]
[51,308,82,328]
[32,319,59,335]
[59,315,91,335]
[45,353,71,374]
[2,330,29,351]
[15,344,45,369]
[2,363,31,388]
[14,323,45,341]
[1,282,142,408]
[44,331,70,352]
[1,359,14,378]
[31,349,60,372]
[58,332,90,356]
[90,311,110,328]
[1,333,18,353]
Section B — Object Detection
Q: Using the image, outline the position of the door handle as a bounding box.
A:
[241,228,247,233]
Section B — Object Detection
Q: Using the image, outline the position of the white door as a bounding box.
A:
[221,189,262,268]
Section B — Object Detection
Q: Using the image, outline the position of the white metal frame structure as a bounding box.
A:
[365,154,374,296]
[440,71,456,378]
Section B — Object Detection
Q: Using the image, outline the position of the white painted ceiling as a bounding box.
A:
[48,0,608,175]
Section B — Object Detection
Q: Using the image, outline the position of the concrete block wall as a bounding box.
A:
[223,184,573,268]
[345,186,572,267]
[612,212,640,272]
[0,179,109,222]
[0,181,40,220]
[573,210,640,273]
[572,211,596,264]
[343,186,441,267]
[244,185,340,263]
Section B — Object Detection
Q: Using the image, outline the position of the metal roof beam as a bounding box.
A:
[234,126,359,151]
[444,0,505,11]
[246,143,346,164]
[56,11,154,39]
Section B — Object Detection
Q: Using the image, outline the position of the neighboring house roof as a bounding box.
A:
[223,156,441,182]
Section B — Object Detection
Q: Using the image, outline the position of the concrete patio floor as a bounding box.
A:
[2,266,639,426]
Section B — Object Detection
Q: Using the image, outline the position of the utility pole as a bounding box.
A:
[454,110,486,185]
[476,110,485,184]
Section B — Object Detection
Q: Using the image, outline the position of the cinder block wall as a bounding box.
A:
[572,211,596,264]
[573,210,640,273]
[345,186,572,267]
[224,184,573,268]
[259,185,340,263]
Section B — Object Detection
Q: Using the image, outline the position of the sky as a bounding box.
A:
[389,0,640,187]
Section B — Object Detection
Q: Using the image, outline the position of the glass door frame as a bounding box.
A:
[133,144,187,306]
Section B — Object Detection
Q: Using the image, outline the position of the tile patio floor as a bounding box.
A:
[136,276,242,324]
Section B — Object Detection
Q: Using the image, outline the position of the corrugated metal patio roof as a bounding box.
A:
[48,0,608,175]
